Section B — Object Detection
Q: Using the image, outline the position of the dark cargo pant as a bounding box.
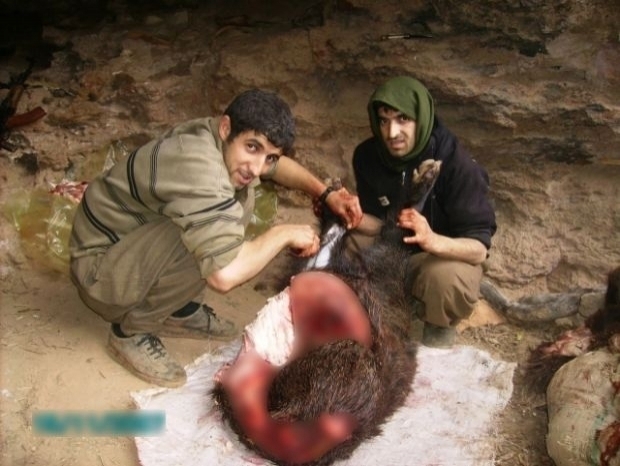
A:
[70,218,206,335]
[345,223,483,327]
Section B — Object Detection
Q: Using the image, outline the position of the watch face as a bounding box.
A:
[378,196,390,207]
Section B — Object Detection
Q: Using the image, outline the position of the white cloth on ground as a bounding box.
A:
[242,288,294,367]
[132,343,516,466]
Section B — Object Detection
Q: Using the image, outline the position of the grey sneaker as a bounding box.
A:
[160,304,237,340]
[422,323,456,348]
[107,329,186,388]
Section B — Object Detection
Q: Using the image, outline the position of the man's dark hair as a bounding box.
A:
[224,89,296,155]
[373,101,400,115]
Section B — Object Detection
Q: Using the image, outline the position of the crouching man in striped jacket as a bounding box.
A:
[69,89,362,388]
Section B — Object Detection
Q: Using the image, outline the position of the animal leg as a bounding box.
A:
[409,160,442,212]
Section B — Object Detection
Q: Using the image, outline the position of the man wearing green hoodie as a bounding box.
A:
[351,76,496,348]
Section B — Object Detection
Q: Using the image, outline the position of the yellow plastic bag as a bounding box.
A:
[3,139,127,275]
[245,181,278,240]
[74,139,128,181]
[3,186,80,274]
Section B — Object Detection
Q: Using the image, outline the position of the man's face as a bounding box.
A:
[219,116,282,189]
[377,106,417,158]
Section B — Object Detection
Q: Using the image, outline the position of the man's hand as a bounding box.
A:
[324,188,363,229]
[268,156,362,229]
[397,207,488,265]
[206,224,320,292]
[397,207,436,251]
[288,225,321,257]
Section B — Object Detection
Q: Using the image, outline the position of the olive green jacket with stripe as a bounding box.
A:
[69,117,266,278]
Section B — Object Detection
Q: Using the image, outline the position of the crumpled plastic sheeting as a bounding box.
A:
[132,343,515,466]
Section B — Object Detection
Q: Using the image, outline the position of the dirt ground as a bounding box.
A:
[0,158,559,466]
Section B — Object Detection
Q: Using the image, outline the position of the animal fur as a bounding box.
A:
[212,160,442,465]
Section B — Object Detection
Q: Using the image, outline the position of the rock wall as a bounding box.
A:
[1,0,619,297]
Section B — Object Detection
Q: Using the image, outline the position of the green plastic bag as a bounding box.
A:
[3,186,79,275]
[245,181,278,240]
[3,139,125,275]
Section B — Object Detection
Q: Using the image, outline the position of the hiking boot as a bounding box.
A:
[107,328,186,388]
[422,323,456,349]
[160,304,238,340]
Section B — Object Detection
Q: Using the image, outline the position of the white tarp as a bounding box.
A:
[132,343,515,466]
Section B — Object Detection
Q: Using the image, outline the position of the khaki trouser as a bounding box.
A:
[344,225,483,327]
[405,252,482,327]
[70,218,206,335]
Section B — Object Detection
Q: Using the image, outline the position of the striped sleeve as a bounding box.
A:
[147,128,247,277]
[70,117,250,277]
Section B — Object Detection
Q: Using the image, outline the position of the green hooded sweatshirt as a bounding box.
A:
[367,76,435,172]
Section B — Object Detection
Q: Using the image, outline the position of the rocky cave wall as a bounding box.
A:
[1,0,619,298]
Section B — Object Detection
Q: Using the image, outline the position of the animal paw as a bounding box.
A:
[409,160,442,211]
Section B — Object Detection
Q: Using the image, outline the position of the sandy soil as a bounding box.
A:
[0,215,296,466]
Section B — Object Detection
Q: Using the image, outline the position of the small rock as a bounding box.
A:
[144,15,163,26]
[578,291,605,318]
[169,11,189,28]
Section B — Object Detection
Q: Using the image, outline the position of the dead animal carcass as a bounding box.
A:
[212,161,441,466]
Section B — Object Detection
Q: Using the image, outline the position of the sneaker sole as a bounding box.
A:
[106,341,187,388]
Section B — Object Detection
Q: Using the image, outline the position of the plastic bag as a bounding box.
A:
[3,186,80,274]
[3,139,126,275]
[245,181,278,240]
[73,139,128,181]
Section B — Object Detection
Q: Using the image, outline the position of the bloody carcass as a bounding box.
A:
[212,160,442,465]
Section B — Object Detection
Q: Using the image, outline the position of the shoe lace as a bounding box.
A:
[136,334,167,359]
[201,304,217,330]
